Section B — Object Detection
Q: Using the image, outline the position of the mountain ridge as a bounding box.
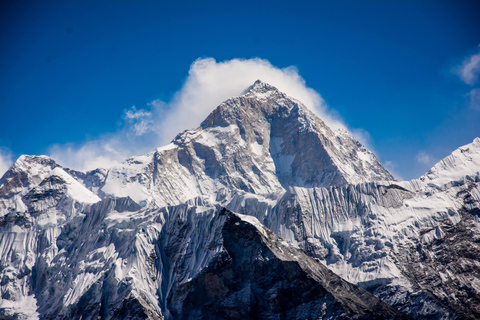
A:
[94,80,395,208]
[1,81,479,319]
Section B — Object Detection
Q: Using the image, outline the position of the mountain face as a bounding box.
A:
[98,80,394,208]
[0,81,479,320]
[168,208,408,320]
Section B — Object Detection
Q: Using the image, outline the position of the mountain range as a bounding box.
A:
[1,81,479,319]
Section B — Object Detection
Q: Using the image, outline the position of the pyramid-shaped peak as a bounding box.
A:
[0,154,60,195]
[243,80,280,95]
[8,155,58,174]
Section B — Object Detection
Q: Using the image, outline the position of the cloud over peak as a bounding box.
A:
[48,57,350,171]
[158,58,345,144]
[0,148,13,179]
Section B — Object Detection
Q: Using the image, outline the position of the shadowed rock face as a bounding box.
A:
[391,182,480,319]
[168,209,408,320]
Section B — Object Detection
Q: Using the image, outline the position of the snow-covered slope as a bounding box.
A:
[1,81,479,319]
[0,155,101,319]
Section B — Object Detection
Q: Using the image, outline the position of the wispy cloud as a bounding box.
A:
[383,160,404,181]
[47,57,371,171]
[454,47,480,113]
[123,106,154,136]
[455,46,480,85]
[0,148,13,178]
[48,107,165,171]
[467,88,480,111]
[49,141,126,171]
[416,151,431,165]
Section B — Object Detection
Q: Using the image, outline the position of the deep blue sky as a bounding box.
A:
[1,0,479,179]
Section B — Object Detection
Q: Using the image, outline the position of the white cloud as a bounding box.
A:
[455,47,480,85]
[416,151,431,165]
[157,58,345,144]
[123,106,154,136]
[0,148,13,178]
[467,88,480,110]
[48,101,166,171]
[49,141,124,171]
[47,57,372,172]
[124,106,151,120]
[383,160,404,181]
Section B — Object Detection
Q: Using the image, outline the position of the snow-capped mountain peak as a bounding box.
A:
[3,81,478,319]
[241,79,282,98]
[98,81,394,207]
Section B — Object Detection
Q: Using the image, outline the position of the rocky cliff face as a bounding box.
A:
[168,208,408,320]
[222,137,480,319]
[0,81,479,319]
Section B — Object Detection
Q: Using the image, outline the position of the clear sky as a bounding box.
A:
[1,0,479,180]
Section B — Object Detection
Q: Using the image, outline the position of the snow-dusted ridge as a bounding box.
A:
[1,81,479,319]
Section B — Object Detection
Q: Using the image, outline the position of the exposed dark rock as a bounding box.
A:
[169,209,409,320]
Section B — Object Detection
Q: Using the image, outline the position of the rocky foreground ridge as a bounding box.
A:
[0,81,479,319]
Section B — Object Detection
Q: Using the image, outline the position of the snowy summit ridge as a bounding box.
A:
[1,81,480,320]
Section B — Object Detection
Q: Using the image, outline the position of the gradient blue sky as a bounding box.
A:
[1,0,479,179]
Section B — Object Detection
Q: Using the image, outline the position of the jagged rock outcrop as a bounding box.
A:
[169,208,409,320]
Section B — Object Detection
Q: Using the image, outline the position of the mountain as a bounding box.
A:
[0,81,479,319]
[98,80,394,207]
